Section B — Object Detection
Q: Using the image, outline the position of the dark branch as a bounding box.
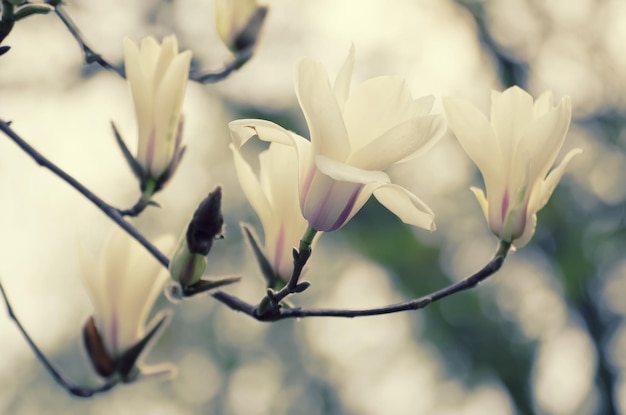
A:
[212,247,508,321]
[53,4,253,84]
[0,277,119,397]
[0,119,168,268]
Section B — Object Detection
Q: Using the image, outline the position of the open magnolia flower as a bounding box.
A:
[443,86,582,248]
[230,46,446,232]
[79,226,173,382]
[231,142,309,283]
[119,35,192,193]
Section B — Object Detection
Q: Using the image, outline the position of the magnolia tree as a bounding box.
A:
[0,0,582,400]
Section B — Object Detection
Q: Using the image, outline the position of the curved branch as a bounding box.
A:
[0,277,119,398]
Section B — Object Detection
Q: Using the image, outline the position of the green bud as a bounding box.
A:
[169,238,208,287]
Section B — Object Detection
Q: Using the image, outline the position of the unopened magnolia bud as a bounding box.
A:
[169,240,208,287]
[186,187,224,255]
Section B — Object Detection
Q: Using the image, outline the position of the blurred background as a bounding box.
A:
[0,0,624,414]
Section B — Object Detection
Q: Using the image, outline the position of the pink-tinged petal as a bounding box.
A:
[410,95,435,117]
[372,183,436,231]
[301,169,365,231]
[343,76,414,149]
[333,44,355,111]
[231,144,273,235]
[347,115,445,170]
[442,96,500,180]
[524,96,572,183]
[295,58,350,160]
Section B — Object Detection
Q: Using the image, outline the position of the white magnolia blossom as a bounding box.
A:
[124,35,192,182]
[231,142,308,281]
[79,226,172,379]
[230,46,446,232]
[443,86,582,247]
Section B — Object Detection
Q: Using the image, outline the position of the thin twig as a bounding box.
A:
[215,247,508,321]
[0,120,168,268]
[53,4,253,84]
[0,277,119,397]
[53,5,124,77]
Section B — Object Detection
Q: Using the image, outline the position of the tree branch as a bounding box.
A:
[52,4,254,84]
[0,276,119,397]
[0,119,168,268]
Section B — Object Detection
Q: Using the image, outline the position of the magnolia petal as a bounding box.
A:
[524,96,572,182]
[411,95,435,117]
[534,147,582,212]
[229,119,294,148]
[333,44,355,111]
[533,91,554,117]
[514,213,537,249]
[342,76,414,148]
[152,49,192,176]
[123,38,154,163]
[490,86,534,157]
[469,186,489,224]
[315,155,389,185]
[77,244,111,341]
[231,143,274,234]
[295,58,350,160]
[348,115,446,170]
[373,183,436,231]
[442,96,500,180]
[138,37,161,72]
[153,35,179,89]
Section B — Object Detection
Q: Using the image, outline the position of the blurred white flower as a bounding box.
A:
[443,86,582,247]
[214,0,268,53]
[79,226,173,382]
[122,35,192,190]
[230,45,446,232]
[231,142,308,282]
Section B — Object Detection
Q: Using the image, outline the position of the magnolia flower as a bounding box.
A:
[231,142,309,282]
[230,46,446,232]
[214,0,268,53]
[79,227,173,382]
[121,35,192,191]
[443,86,582,248]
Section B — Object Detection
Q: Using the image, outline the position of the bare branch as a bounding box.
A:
[0,277,119,397]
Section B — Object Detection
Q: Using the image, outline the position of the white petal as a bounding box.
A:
[229,119,294,148]
[315,155,389,184]
[124,38,154,164]
[333,44,355,111]
[442,96,500,180]
[490,86,534,162]
[152,49,192,176]
[295,58,350,160]
[533,148,582,212]
[411,95,435,116]
[469,186,489,225]
[524,96,572,182]
[372,184,436,231]
[533,91,554,117]
[343,76,414,149]
[153,35,179,89]
[231,144,273,234]
[347,115,445,170]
